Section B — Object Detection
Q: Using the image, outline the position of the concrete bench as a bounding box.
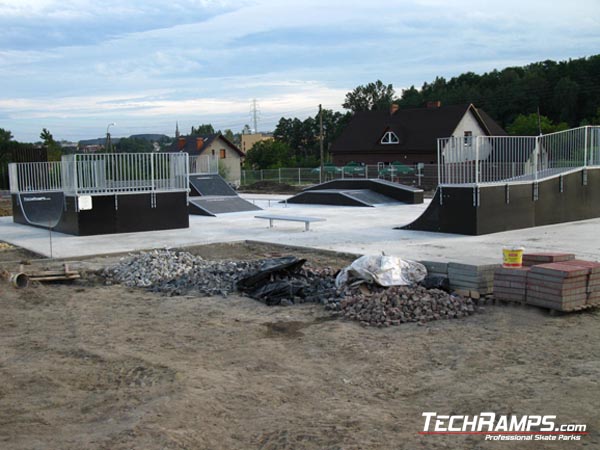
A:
[254,214,326,231]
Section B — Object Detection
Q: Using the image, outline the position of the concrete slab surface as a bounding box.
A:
[1,194,600,264]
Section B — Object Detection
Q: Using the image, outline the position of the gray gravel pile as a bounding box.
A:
[104,249,263,296]
[333,284,476,327]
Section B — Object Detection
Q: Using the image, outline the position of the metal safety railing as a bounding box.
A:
[189,154,218,174]
[9,153,189,195]
[438,126,600,186]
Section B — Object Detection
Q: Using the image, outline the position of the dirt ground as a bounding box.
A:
[0,242,599,449]
[0,198,12,217]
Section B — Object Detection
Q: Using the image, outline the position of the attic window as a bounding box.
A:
[381,131,399,145]
[464,131,473,146]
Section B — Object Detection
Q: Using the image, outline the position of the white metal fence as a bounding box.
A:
[9,153,189,195]
[438,126,600,186]
[189,154,218,174]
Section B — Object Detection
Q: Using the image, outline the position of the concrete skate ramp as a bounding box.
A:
[288,179,423,206]
[188,196,261,216]
[400,168,600,235]
[188,173,261,216]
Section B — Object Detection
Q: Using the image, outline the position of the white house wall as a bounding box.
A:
[442,110,493,163]
[204,139,242,184]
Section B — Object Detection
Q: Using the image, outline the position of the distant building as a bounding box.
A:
[330,103,506,165]
[240,132,273,153]
[80,144,104,153]
[169,133,245,184]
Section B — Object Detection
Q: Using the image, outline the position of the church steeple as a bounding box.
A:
[175,121,180,139]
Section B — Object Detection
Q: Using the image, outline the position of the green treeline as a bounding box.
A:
[397,55,600,128]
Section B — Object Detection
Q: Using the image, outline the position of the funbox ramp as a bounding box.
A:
[188,173,261,216]
[287,179,424,207]
[400,168,600,235]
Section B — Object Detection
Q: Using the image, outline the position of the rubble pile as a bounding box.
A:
[334,285,476,327]
[105,250,477,326]
[104,249,263,296]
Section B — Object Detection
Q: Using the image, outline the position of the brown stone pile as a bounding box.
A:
[336,284,476,327]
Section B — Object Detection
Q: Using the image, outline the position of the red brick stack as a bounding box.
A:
[493,252,600,311]
[562,260,600,307]
[493,267,530,303]
[527,263,589,311]
[522,252,575,266]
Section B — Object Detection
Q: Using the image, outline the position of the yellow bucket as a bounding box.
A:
[502,247,524,268]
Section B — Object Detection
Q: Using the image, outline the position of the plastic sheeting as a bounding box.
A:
[335,255,427,288]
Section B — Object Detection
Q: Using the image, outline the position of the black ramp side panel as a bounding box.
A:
[189,174,237,197]
[188,196,261,215]
[17,192,65,227]
[398,189,441,232]
[14,192,189,236]
[400,187,477,235]
[476,183,535,234]
[401,168,600,236]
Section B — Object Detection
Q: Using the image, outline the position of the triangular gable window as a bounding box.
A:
[381,131,399,145]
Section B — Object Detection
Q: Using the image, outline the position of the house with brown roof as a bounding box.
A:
[330,103,506,166]
[169,133,245,184]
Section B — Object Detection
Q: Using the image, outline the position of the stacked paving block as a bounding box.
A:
[419,261,448,278]
[561,260,600,307]
[493,267,530,303]
[527,263,590,311]
[522,252,575,266]
[447,262,499,296]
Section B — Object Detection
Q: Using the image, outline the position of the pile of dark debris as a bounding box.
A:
[104,250,477,327]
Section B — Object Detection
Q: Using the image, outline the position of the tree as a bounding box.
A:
[0,128,13,145]
[191,124,215,135]
[244,140,292,169]
[222,129,235,142]
[40,128,61,161]
[506,113,568,136]
[115,137,154,153]
[242,124,252,135]
[342,80,396,112]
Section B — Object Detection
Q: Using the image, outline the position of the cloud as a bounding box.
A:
[0,0,598,141]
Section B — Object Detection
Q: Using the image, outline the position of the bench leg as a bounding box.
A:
[269,219,274,228]
[305,222,309,232]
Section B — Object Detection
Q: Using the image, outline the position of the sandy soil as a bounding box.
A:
[0,243,599,449]
[0,198,12,217]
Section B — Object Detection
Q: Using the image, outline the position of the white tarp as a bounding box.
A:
[335,255,427,288]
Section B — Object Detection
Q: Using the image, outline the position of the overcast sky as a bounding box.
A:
[1,0,599,142]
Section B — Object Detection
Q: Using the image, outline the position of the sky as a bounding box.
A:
[1,0,599,142]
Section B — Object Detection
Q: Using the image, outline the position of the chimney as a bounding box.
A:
[177,137,186,150]
[426,100,442,109]
[390,103,399,115]
[196,137,204,151]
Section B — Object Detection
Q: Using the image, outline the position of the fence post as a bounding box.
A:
[475,137,480,184]
[533,136,539,182]
[298,168,301,185]
[437,138,442,186]
[584,126,589,167]
[261,169,264,181]
[278,167,281,184]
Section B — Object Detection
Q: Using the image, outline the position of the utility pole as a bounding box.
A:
[251,99,259,133]
[319,104,324,183]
